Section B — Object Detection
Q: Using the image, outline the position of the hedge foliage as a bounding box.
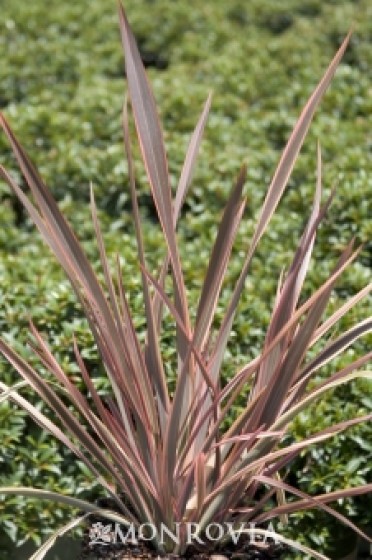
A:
[0,0,371,557]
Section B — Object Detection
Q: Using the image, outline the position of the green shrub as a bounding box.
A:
[0,0,370,556]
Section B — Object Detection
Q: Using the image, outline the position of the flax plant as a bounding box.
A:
[0,4,371,559]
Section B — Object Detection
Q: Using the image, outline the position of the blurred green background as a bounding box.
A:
[0,0,371,558]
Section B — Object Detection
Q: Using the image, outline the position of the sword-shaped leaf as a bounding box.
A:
[209,32,351,382]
